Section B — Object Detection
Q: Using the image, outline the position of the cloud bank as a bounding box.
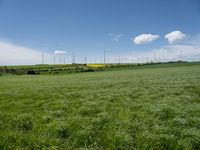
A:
[153,44,200,60]
[126,44,200,63]
[165,31,186,44]
[134,34,159,44]
[0,41,52,65]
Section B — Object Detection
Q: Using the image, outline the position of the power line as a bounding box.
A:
[59,57,61,64]
[180,50,183,61]
[154,51,156,63]
[84,57,87,64]
[41,54,44,64]
[104,50,106,64]
[72,50,75,64]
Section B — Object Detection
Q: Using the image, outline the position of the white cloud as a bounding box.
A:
[108,34,123,42]
[0,41,52,65]
[133,34,159,44]
[165,31,186,44]
[153,44,200,60]
[128,44,200,62]
[54,50,67,54]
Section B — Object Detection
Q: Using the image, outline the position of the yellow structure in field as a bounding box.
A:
[86,64,106,68]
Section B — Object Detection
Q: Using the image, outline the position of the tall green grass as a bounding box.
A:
[0,65,200,149]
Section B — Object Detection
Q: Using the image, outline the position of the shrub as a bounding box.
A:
[26,70,39,75]
[86,68,95,72]
[10,69,17,75]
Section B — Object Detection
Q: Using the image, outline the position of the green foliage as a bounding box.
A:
[1,62,200,76]
[0,65,200,149]
[26,69,39,75]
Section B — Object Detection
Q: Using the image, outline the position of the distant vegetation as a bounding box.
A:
[0,63,200,149]
[0,61,200,76]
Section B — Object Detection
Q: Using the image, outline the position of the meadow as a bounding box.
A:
[0,64,200,149]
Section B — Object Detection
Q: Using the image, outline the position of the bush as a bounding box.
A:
[86,68,95,72]
[26,70,39,75]
[10,69,17,75]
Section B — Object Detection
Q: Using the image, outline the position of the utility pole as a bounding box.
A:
[41,54,44,64]
[54,56,56,65]
[180,50,183,61]
[84,57,87,64]
[59,57,61,64]
[72,50,75,64]
[154,51,156,63]
[104,50,106,64]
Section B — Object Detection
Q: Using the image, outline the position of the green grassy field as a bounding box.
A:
[0,64,200,149]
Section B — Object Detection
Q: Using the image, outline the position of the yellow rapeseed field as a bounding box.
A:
[86,64,106,68]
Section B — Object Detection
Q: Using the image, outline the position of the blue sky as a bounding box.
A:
[0,0,200,65]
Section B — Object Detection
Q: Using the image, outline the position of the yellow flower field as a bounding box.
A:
[86,64,106,68]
